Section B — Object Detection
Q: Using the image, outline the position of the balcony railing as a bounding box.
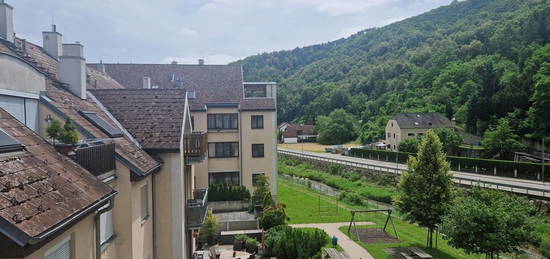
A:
[186,188,209,229]
[73,142,116,176]
[183,132,207,163]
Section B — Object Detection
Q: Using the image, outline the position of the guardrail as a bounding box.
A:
[278,149,550,199]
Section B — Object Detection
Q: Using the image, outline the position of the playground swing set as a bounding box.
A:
[347,209,399,243]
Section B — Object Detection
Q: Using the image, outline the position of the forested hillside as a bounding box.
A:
[234,0,550,143]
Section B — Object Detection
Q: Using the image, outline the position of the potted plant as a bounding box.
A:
[233,234,248,251]
[48,118,79,155]
[245,238,259,254]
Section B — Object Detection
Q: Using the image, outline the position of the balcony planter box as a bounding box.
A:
[54,143,76,156]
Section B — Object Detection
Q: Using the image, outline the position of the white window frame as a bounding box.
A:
[44,236,71,259]
[99,204,114,245]
[140,183,149,222]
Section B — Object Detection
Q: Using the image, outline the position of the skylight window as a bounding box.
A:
[79,111,123,138]
[0,128,23,153]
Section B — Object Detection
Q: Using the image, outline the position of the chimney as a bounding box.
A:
[143,76,151,89]
[198,59,204,65]
[59,43,87,99]
[0,0,14,43]
[42,24,62,59]
[171,60,178,65]
[96,60,106,73]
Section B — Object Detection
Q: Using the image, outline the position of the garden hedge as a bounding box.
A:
[208,183,250,201]
[349,148,549,181]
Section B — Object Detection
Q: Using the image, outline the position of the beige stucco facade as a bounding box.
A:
[24,214,96,259]
[190,107,277,198]
[385,119,453,151]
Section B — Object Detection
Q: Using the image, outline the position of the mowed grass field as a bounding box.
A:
[279,177,483,259]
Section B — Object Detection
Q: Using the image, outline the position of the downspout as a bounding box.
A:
[95,198,114,259]
[152,172,157,259]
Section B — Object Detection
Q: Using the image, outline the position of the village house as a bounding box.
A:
[385,112,454,151]
[278,123,317,143]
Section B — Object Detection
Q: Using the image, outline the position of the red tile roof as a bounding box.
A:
[0,38,160,176]
[0,108,114,244]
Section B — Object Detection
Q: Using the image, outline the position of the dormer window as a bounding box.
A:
[0,128,23,153]
[79,111,123,138]
[244,82,276,98]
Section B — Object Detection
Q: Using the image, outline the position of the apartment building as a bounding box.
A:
[385,112,454,151]
[89,64,279,199]
[0,1,207,258]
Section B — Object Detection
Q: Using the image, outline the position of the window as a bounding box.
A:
[191,116,195,130]
[387,133,391,138]
[252,172,265,187]
[252,144,264,158]
[208,142,239,158]
[251,115,263,129]
[79,111,123,138]
[408,133,415,136]
[99,205,114,245]
[244,85,267,98]
[207,114,238,130]
[393,133,396,138]
[209,171,239,185]
[45,237,71,259]
[140,184,148,221]
[0,128,23,153]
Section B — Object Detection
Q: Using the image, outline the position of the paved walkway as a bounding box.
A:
[290,222,375,259]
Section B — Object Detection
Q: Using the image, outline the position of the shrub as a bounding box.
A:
[260,205,287,230]
[541,238,550,258]
[339,191,363,206]
[265,225,328,258]
[46,118,79,145]
[200,210,219,245]
[208,183,250,201]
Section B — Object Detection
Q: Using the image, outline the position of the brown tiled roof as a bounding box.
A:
[86,66,125,90]
[0,38,160,176]
[241,98,276,111]
[0,108,114,244]
[392,112,453,129]
[90,89,186,149]
[283,124,316,138]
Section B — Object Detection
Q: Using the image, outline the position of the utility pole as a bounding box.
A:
[543,137,545,185]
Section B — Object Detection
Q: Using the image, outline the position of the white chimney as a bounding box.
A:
[96,60,106,73]
[143,76,151,89]
[60,43,87,99]
[42,25,62,59]
[0,0,14,43]
[198,59,204,65]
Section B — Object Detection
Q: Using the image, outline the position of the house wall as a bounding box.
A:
[385,119,455,151]
[283,137,298,143]
[0,53,45,95]
[191,108,277,198]
[25,214,96,259]
[241,110,277,198]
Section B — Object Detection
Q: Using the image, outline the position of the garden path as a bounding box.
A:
[290,222,375,259]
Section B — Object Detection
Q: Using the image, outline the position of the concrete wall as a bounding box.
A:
[0,53,46,95]
[209,200,249,213]
[25,214,96,259]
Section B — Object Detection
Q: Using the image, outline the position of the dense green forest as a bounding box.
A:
[234,0,550,143]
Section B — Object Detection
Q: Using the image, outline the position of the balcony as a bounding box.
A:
[186,188,209,229]
[73,142,116,177]
[183,132,207,164]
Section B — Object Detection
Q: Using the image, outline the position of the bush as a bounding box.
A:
[265,225,328,258]
[339,192,363,206]
[208,183,250,201]
[541,238,550,258]
[260,207,287,230]
[349,148,550,181]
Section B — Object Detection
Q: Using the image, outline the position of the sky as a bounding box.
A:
[10,0,454,64]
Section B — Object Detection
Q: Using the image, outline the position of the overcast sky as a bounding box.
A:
[10,0,453,64]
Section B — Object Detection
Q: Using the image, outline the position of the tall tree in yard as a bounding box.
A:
[441,187,536,259]
[395,130,453,248]
[481,118,524,159]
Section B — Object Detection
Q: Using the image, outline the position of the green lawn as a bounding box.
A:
[279,177,483,259]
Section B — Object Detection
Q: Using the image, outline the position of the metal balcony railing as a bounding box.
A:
[186,188,209,229]
[183,131,207,159]
[73,143,116,176]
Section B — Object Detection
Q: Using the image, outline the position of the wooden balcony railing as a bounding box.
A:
[183,132,207,161]
[74,143,116,176]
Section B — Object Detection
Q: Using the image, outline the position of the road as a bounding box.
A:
[290,222,375,259]
[278,148,550,199]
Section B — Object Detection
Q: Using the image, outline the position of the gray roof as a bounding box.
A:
[392,112,453,129]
